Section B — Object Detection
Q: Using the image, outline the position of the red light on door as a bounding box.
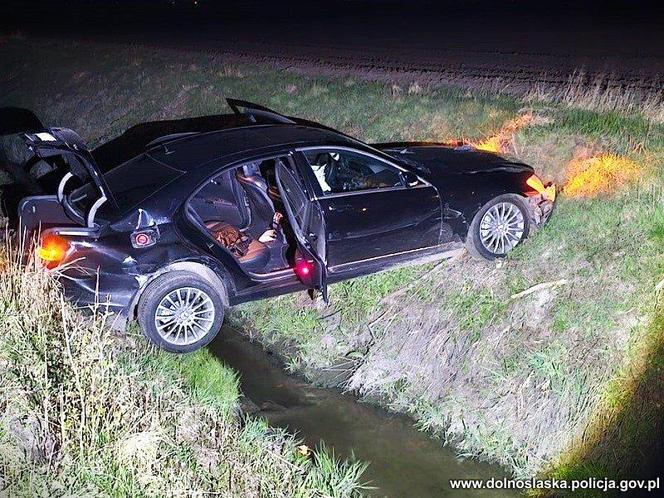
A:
[295,260,313,278]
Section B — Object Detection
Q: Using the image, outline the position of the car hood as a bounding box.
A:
[374,143,534,178]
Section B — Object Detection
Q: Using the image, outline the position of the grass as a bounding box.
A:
[145,348,240,411]
[524,71,664,124]
[1,36,663,493]
[0,241,366,496]
[545,304,664,496]
[445,287,507,342]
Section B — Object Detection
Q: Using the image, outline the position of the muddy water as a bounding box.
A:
[209,327,518,498]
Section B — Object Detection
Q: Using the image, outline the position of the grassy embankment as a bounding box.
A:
[1,37,663,494]
[0,244,367,496]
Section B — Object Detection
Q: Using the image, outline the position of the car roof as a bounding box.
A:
[91,113,254,172]
[146,123,362,171]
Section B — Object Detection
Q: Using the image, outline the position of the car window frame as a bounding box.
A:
[183,150,318,280]
[186,150,299,209]
[296,145,429,199]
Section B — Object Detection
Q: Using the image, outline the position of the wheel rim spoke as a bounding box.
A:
[153,286,216,346]
[479,202,525,255]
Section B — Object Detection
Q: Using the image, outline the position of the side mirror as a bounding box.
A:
[400,171,420,188]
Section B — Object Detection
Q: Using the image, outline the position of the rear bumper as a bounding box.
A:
[59,270,140,331]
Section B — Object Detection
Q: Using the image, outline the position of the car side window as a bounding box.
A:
[303,149,404,194]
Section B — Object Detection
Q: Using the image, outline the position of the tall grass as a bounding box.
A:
[524,71,664,124]
[0,240,366,497]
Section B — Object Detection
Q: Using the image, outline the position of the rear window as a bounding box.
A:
[103,155,184,212]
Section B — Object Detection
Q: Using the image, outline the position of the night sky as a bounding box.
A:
[3,1,663,27]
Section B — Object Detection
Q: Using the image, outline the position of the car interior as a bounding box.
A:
[188,150,406,275]
[303,149,404,194]
[188,158,296,275]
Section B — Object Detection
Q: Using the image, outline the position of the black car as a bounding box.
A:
[14,99,555,352]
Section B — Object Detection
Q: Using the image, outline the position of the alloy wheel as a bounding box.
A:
[154,286,216,345]
[479,202,525,255]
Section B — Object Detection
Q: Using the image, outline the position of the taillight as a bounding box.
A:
[37,234,70,268]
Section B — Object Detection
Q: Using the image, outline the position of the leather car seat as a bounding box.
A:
[235,163,276,239]
[190,169,249,227]
[205,220,270,273]
[238,239,270,273]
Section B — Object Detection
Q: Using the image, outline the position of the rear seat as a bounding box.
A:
[206,221,270,273]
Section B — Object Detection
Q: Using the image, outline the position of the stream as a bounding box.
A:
[209,326,518,498]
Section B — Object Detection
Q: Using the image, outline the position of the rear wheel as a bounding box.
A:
[466,194,530,260]
[137,271,226,353]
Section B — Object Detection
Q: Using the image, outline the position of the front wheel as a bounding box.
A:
[137,271,226,353]
[465,194,531,260]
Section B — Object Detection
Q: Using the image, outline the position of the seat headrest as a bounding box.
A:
[239,162,260,178]
[236,163,268,189]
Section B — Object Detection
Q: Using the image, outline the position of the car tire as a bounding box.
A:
[465,194,531,260]
[137,271,226,353]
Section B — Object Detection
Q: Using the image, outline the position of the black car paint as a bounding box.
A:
[376,143,537,236]
[10,103,547,330]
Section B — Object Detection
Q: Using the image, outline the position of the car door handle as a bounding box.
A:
[328,204,353,212]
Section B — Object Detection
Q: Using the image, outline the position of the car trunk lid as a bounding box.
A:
[18,128,117,236]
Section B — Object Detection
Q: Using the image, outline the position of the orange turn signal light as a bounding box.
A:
[526,174,556,202]
[37,234,70,266]
[526,174,545,193]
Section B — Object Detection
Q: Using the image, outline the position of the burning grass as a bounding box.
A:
[473,113,534,154]
[563,154,642,198]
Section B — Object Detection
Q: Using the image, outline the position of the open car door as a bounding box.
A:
[274,157,328,302]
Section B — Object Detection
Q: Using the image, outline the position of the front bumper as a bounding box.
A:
[527,184,556,228]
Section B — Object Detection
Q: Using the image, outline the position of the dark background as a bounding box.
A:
[3,1,662,82]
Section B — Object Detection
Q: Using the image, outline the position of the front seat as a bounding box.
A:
[235,163,276,239]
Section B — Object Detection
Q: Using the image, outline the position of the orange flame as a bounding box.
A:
[472,114,534,154]
[474,136,503,153]
[563,154,641,198]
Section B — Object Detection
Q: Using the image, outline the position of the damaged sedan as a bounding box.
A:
[10,99,555,352]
